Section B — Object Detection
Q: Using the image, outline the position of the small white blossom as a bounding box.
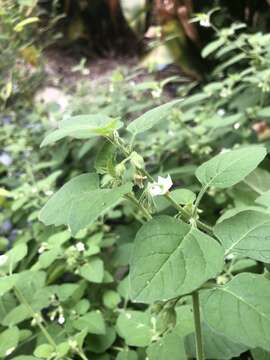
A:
[38,243,48,254]
[199,15,211,28]
[5,347,15,356]
[217,109,226,117]
[151,88,162,98]
[234,122,241,130]
[76,242,85,252]
[58,314,65,324]
[68,340,78,349]
[148,175,173,196]
[0,254,8,266]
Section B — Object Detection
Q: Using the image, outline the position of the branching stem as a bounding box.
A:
[192,291,204,360]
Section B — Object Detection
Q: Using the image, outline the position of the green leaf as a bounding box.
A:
[95,142,116,175]
[79,257,104,283]
[244,168,270,194]
[202,273,270,350]
[87,326,116,354]
[102,290,121,309]
[127,99,181,135]
[2,243,28,273]
[41,114,122,147]
[72,310,105,334]
[3,304,31,326]
[196,146,266,189]
[39,173,132,235]
[202,38,225,58]
[116,349,138,360]
[257,106,270,119]
[174,305,194,337]
[256,189,270,208]
[0,327,19,357]
[130,216,224,303]
[214,210,270,262]
[156,188,196,212]
[251,348,270,360]
[34,344,55,358]
[203,113,243,129]
[13,357,38,360]
[147,330,187,360]
[185,323,248,359]
[116,310,153,347]
[0,274,18,296]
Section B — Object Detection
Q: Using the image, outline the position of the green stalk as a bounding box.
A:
[125,193,152,221]
[109,135,214,236]
[192,292,204,360]
[14,286,57,348]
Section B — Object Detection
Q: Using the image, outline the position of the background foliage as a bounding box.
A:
[2,1,270,359]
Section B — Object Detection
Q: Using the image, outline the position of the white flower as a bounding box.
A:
[217,109,226,117]
[148,175,173,196]
[58,314,65,324]
[5,347,15,356]
[76,242,85,252]
[0,254,8,266]
[234,122,241,130]
[199,16,211,28]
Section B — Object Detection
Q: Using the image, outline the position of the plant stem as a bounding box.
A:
[14,286,57,349]
[110,135,214,236]
[192,291,204,360]
[193,185,208,217]
[125,193,153,221]
[75,348,88,360]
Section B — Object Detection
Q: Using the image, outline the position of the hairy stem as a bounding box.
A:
[125,193,153,221]
[110,135,213,235]
[14,286,56,348]
[192,291,204,360]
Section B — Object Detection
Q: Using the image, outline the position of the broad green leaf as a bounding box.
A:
[0,326,19,357]
[202,38,224,58]
[156,188,196,212]
[41,114,122,147]
[116,349,138,360]
[2,243,28,272]
[87,326,116,354]
[79,257,104,283]
[102,290,121,309]
[52,283,80,301]
[196,146,266,189]
[34,344,55,358]
[202,273,270,350]
[256,190,270,208]
[129,215,224,303]
[174,305,194,337]
[147,330,187,360]
[203,113,243,129]
[39,173,132,235]
[214,210,270,262]
[185,323,248,359]
[38,248,61,268]
[72,310,105,334]
[3,304,30,326]
[127,99,181,135]
[244,168,270,194]
[95,142,116,175]
[252,348,270,360]
[257,106,270,119]
[116,310,154,347]
[0,274,18,296]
